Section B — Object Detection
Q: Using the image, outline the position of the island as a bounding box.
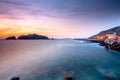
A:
[5,36,16,40]
[17,34,49,40]
[5,34,49,40]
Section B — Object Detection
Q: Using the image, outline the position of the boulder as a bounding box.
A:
[11,77,20,80]
[65,76,73,80]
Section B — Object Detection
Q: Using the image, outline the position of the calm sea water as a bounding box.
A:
[0,40,120,80]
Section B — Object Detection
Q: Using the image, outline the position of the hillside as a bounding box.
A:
[89,26,120,39]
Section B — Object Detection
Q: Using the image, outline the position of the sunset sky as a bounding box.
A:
[0,0,120,38]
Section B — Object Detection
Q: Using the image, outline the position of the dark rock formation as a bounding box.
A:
[5,36,16,40]
[17,34,49,40]
[89,26,120,39]
[99,41,106,46]
[11,77,20,80]
[65,76,73,80]
[109,42,120,51]
[100,41,120,52]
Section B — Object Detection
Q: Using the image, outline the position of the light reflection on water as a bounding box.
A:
[0,40,120,80]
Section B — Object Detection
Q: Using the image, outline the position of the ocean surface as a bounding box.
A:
[0,40,120,80]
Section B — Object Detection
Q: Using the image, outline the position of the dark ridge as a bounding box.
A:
[5,36,16,40]
[17,34,49,40]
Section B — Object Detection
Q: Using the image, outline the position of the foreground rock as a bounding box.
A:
[5,36,16,40]
[100,40,120,52]
[10,76,72,80]
[11,77,20,80]
[65,76,73,80]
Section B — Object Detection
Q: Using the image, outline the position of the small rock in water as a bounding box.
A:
[11,77,20,80]
[65,76,73,80]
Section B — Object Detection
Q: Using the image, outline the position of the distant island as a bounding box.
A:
[5,34,49,40]
[5,36,16,40]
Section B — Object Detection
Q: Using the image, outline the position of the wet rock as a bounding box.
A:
[101,41,120,52]
[65,76,73,80]
[99,41,106,46]
[11,77,20,80]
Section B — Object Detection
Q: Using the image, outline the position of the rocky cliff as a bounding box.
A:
[89,26,120,39]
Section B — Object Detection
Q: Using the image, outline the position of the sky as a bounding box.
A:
[0,0,120,38]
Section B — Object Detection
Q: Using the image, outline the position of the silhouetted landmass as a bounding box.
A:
[5,34,49,40]
[5,36,16,40]
[17,34,49,40]
[74,38,86,40]
[89,26,120,39]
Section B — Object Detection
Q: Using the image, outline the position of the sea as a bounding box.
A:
[0,40,120,80]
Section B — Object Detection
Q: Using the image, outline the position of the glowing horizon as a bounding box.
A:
[0,0,120,39]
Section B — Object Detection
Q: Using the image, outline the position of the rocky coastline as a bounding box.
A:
[100,41,120,52]
[89,26,120,52]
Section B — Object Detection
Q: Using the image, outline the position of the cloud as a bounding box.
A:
[26,0,120,19]
[0,0,120,20]
[52,0,120,18]
[0,0,26,6]
[0,0,28,19]
[0,0,62,20]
